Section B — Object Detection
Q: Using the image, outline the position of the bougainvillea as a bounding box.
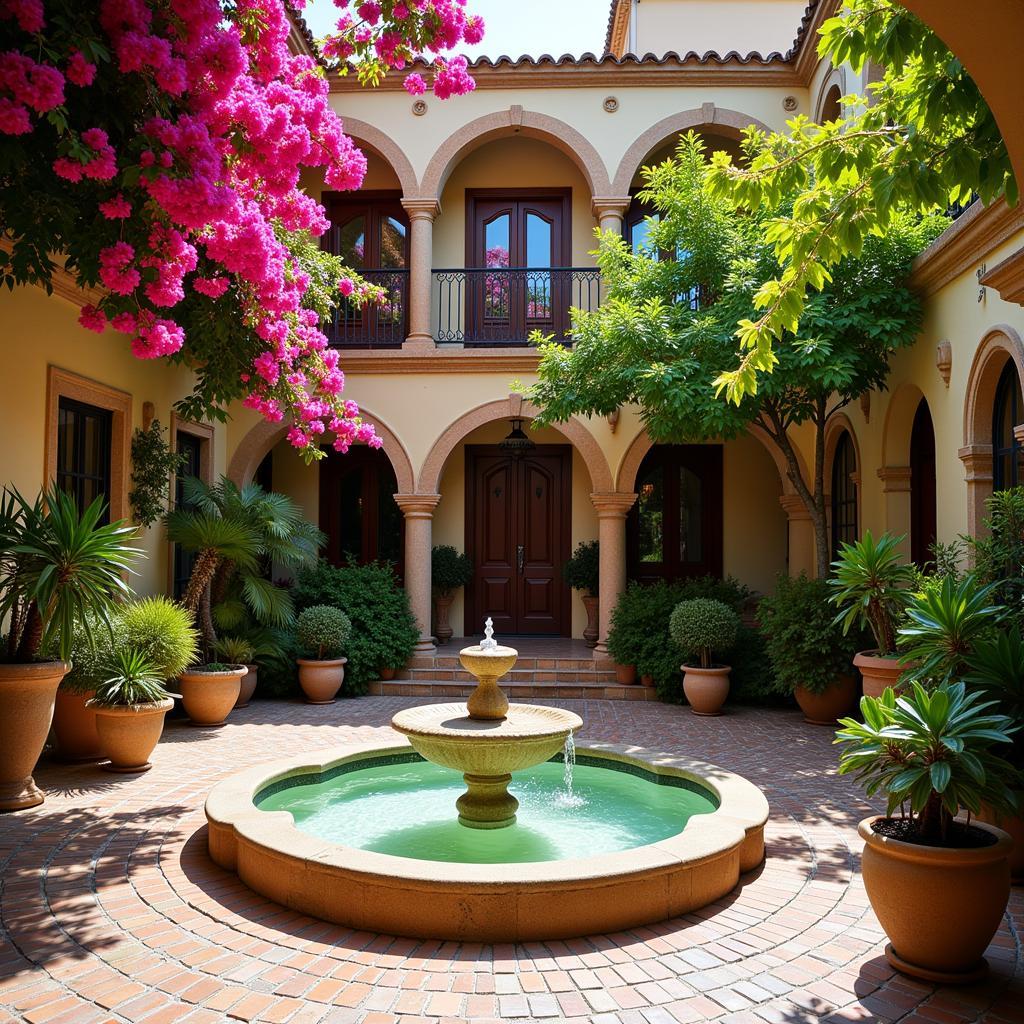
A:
[0,0,481,460]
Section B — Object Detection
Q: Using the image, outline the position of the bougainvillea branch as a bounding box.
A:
[0,0,481,460]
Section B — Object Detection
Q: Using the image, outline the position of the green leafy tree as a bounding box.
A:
[704,0,1016,399]
[528,134,939,575]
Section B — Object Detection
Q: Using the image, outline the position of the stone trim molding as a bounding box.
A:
[980,245,1024,306]
[877,466,913,493]
[417,397,613,494]
[392,493,442,517]
[418,108,613,199]
[589,491,638,518]
[335,115,419,197]
[400,197,441,220]
[778,494,812,521]
[333,347,544,374]
[611,106,772,194]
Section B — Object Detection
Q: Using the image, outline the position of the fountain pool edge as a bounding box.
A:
[205,739,769,942]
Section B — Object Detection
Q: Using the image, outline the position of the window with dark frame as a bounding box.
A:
[56,397,113,522]
[172,431,204,600]
[830,431,858,558]
[623,191,702,310]
[992,360,1024,492]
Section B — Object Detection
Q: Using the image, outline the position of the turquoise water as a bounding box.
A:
[257,758,717,864]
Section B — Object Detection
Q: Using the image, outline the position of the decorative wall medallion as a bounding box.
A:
[603,96,619,113]
[412,99,428,116]
[783,95,798,112]
[936,339,952,388]
[859,391,871,423]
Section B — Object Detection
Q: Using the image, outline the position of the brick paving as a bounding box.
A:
[0,697,1021,1024]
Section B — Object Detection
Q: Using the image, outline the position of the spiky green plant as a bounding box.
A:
[965,626,1024,771]
[118,597,199,681]
[90,649,170,708]
[213,635,256,665]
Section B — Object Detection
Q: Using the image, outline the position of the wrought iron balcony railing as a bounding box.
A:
[326,268,408,349]
[432,266,601,347]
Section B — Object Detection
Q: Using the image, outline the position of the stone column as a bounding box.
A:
[590,492,637,658]
[958,443,994,546]
[394,493,441,653]
[877,466,913,560]
[591,196,632,235]
[400,198,440,351]
[779,494,816,578]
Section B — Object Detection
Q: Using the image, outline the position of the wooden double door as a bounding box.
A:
[465,446,571,636]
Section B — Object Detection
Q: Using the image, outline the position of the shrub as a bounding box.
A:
[968,487,1024,627]
[759,573,861,696]
[432,545,473,595]
[90,649,170,707]
[118,597,200,679]
[562,540,599,596]
[669,599,740,669]
[296,605,352,660]
[213,635,256,666]
[293,561,419,695]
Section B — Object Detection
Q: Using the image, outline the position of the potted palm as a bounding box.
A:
[759,573,860,725]
[90,650,175,772]
[295,605,352,703]
[0,488,139,810]
[562,540,599,647]
[836,681,1017,982]
[214,636,258,707]
[830,531,916,697]
[669,598,740,716]
[431,545,472,645]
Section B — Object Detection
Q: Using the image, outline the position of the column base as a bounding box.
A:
[593,642,612,660]
[403,334,436,351]
[413,637,437,655]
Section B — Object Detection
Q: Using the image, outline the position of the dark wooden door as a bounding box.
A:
[910,398,937,568]
[466,446,571,636]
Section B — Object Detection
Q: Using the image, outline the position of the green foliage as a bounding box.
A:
[90,649,170,708]
[296,605,352,661]
[293,561,419,694]
[829,530,916,656]
[759,573,861,696]
[118,597,200,680]
[898,575,1003,684]
[965,626,1024,771]
[0,487,141,664]
[967,487,1024,628]
[703,0,1012,400]
[835,681,1019,844]
[431,545,473,595]
[129,420,186,528]
[213,635,256,665]
[562,540,599,596]
[669,598,740,670]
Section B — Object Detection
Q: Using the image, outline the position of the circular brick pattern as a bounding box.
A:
[1,698,1021,1024]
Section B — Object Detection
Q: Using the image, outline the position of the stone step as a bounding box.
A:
[398,667,622,684]
[406,655,601,672]
[367,678,659,701]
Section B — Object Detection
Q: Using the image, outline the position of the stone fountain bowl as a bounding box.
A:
[391,702,582,777]
[458,643,518,681]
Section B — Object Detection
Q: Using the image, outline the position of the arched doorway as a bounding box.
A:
[910,399,937,567]
[993,359,1024,492]
[830,430,858,559]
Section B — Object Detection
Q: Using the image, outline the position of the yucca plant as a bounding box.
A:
[213,635,255,666]
[830,530,916,656]
[91,649,170,707]
[835,681,1019,845]
[965,626,1024,771]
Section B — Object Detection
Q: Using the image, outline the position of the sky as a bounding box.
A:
[302,0,609,60]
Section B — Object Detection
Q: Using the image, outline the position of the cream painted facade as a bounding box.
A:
[3,0,1024,656]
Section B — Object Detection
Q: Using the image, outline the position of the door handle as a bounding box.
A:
[516,545,524,574]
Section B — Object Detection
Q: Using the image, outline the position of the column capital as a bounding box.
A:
[394,493,441,517]
[877,465,912,493]
[590,492,637,518]
[401,197,441,220]
[591,196,632,219]
[778,494,812,521]
[958,444,994,483]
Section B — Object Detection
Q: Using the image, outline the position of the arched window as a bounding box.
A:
[819,84,842,123]
[910,399,937,567]
[831,431,858,557]
[993,360,1024,491]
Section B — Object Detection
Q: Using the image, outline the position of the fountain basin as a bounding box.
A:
[205,739,769,941]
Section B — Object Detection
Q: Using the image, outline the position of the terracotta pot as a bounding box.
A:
[581,594,599,648]
[379,667,396,681]
[682,665,731,716]
[794,674,858,726]
[639,674,655,688]
[978,799,1024,884]
[0,661,68,811]
[234,665,257,708]
[52,688,103,761]
[434,593,454,645]
[853,650,906,698]
[177,667,245,726]
[297,658,347,704]
[858,816,1012,983]
[92,699,174,773]
[614,663,637,685]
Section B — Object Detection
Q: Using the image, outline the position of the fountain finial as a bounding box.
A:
[479,617,498,650]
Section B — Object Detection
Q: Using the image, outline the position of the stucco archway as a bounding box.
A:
[418,108,613,200]
[611,106,772,196]
[340,115,418,198]
[814,68,847,123]
[227,411,415,495]
[417,397,613,494]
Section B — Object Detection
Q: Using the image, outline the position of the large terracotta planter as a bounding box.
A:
[978,799,1024,884]
[682,665,731,716]
[614,663,637,685]
[92,699,174,773]
[177,666,245,726]
[858,815,1012,983]
[581,594,599,648]
[297,658,347,704]
[52,688,103,761]
[853,650,905,698]
[0,661,68,811]
[794,674,858,726]
[379,666,397,681]
[434,594,454,645]
[234,665,257,709]
[639,674,655,688]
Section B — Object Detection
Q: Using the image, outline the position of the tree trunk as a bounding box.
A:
[14,601,42,661]
[182,548,221,653]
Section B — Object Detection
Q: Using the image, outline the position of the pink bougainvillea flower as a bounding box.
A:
[403,71,425,96]
[66,50,96,86]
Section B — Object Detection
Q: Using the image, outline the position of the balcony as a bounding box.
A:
[326,268,408,349]
[431,267,601,347]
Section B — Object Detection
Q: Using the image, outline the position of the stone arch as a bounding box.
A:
[881,381,928,468]
[417,397,613,494]
[339,115,418,197]
[611,106,772,196]
[418,108,613,199]
[227,411,415,494]
[814,67,847,123]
